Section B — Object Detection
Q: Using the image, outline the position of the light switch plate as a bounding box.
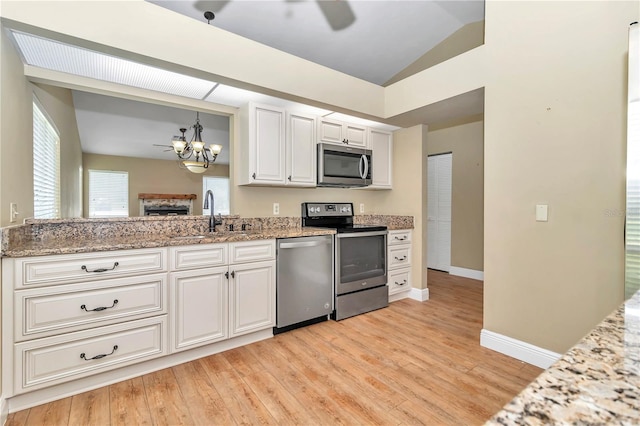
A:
[536,204,548,222]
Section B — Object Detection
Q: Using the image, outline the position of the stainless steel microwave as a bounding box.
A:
[317,143,372,187]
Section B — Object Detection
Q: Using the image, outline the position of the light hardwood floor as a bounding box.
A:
[6,270,542,425]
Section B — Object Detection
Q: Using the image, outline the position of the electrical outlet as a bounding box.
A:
[359,203,365,213]
[273,203,280,215]
[9,203,18,223]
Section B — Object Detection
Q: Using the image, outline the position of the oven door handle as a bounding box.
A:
[336,231,388,239]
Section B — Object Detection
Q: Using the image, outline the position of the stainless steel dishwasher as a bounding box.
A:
[274,235,333,333]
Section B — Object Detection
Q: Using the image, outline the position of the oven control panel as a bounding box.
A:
[302,202,353,217]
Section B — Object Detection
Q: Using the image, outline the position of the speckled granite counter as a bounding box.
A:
[1,214,415,258]
[486,290,640,425]
[355,214,413,230]
[0,216,337,257]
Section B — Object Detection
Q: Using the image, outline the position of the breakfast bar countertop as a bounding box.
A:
[486,290,640,425]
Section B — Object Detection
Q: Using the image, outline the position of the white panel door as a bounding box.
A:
[253,104,286,183]
[286,112,316,186]
[427,153,452,272]
[170,266,228,352]
[229,260,275,338]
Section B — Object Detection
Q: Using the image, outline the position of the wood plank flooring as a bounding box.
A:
[6,271,542,425]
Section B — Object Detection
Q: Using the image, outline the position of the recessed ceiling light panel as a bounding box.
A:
[11,31,216,99]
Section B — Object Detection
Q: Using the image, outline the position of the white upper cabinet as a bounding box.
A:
[238,102,286,185]
[238,103,316,187]
[368,128,393,189]
[286,111,316,187]
[318,117,368,148]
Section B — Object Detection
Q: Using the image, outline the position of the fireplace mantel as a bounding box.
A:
[138,193,197,200]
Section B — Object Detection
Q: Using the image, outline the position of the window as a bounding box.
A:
[33,99,61,219]
[88,170,129,218]
[203,176,230,215]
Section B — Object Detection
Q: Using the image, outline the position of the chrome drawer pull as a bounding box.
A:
[81,262,119,273]
[80,345,118,361]
[395,280,407,286]
[81,299,118,312]
[394,256,407,261]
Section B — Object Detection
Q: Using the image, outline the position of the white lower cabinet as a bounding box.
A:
[15,316,166,393]
[170,266,228,351]
[388,230,413,298]
[3,241,275,407]
[229,260,275,337]
[170,240,275,353]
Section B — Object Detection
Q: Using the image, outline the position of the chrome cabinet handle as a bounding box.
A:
[81,299,118,312]
[395,256,407,261]
[81,262,119,273]
[395,280,407,286]
[80,345,118,361]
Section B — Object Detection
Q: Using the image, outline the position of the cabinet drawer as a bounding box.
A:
[170,244,227,271]
[230,240,275,264]
[389,268,411,295]
[388,230,412,245]
[15,248,167,288]
[15,274,168,341]
[388,245,411,269]
[15,316,167,394]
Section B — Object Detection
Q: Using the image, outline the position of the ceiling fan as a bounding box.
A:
[198,0,355,31]
[153,144,174,152]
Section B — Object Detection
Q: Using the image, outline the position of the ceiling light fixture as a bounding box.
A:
[171,112,222,174]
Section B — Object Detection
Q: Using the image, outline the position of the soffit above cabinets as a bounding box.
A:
[9,30,399,164]
[9,30,398,129]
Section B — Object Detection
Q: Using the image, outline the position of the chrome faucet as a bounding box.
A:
[203,190,222,232]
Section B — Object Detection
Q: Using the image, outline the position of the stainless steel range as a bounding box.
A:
[301,202,388,320]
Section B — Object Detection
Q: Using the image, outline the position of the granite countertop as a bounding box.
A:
[1,214,414,258]
[2,227,335,257]
[486,290,640,425]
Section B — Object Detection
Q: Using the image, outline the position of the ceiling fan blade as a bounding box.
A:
[316,0,355,31]
[153,144,175,152]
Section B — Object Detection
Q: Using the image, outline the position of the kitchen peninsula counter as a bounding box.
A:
[486,290,640,425]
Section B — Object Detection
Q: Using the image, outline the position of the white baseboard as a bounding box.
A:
[0,394,7,425]
[480,329,561,369]
[409,287,429,302]
[449,266,484,281]
[389,290,410,303]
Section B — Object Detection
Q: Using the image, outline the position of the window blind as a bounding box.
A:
[626,23,640,300]
[203,176,230,215]
[33,101,60,219]
[88,170,129,218]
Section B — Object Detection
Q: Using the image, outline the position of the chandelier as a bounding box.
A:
[171,112,222,174]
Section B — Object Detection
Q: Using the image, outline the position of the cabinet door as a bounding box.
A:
[286,112,316,186]
[229,260,275,338]
[318,118,344,145]
[369,129,393,189]
[344,123,368,148]
[251,103,286,184]
[170,266,228,352]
